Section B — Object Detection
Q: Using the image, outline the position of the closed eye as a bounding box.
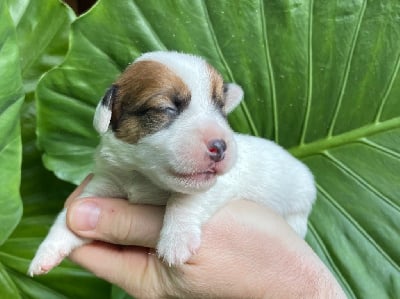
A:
[162,106,179,117]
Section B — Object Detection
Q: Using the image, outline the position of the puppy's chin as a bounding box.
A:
[150,146,237,194]
[160,150,237,194]
[165,170,218,194]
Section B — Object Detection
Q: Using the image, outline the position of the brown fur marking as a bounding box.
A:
[207,64,225,111]
[111,60,191,144]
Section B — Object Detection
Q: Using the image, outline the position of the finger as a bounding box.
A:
[67,198,165,248]
[64,174,94,208]
[69,241,162,297]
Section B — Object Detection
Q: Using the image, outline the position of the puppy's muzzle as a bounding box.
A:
[207,139,227,162]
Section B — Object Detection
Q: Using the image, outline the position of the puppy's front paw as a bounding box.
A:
[28,211,88,276]
[28,240,70,276]
[29,232,87,276]
[157,225,201,266]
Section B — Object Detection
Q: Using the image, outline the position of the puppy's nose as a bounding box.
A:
[207,139,227,162]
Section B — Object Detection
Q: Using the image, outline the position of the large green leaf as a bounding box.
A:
[36,0,400,298]
[0,0,24,251]
[0,0,112,298]
[0,2,24,297]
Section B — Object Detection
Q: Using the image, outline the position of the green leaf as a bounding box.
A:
[8,0,75,96]
[111,285,134,299]
[36,0,400,298]
[0,0,24,249]
[0,0,112,298]
[0,2,24,297]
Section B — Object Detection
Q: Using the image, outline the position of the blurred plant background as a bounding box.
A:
[0,0,399,298]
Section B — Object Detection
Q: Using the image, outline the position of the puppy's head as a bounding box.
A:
[94,51,243,193]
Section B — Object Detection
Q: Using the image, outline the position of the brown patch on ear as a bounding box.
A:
[207,64,225,111]
[111,60,191,144]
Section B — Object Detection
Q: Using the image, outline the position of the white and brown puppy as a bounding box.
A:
[29,51,316,276]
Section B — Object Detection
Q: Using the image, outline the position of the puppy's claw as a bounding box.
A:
[28,264,54,277]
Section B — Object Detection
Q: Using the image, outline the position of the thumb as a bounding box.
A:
[67,197,165,248]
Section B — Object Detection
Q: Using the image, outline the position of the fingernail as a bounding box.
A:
[72,201,100,231]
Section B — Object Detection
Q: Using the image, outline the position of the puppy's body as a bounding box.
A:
[29,51,316,275]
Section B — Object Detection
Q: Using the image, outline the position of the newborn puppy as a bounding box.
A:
[29,51,316,276]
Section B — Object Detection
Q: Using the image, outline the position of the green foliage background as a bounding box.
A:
[0,0,399,298]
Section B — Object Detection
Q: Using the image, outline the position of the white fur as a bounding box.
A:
[93,104,111,134]
[29,52,316,275]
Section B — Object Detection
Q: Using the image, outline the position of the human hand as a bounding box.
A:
[65,178,346,298]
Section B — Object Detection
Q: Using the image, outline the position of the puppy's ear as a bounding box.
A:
[93,85,118,134]
[223,83,244,114]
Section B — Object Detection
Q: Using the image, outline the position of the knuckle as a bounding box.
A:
[116,212,135,244]
[98,206,136,244]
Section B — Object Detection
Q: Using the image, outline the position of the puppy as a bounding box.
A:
[29,51,316,276]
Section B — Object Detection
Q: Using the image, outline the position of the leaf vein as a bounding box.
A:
[324,151,400,214]
[316,181,400,272]
[299,0,314,145]
[259,0,278,142]
[201,1,260,136]
[327,0,368,137]
[307,221,356,299]
[127,1,167,52]
[374,49,400,122]
[360,138,400,159]
[78,31,122,71]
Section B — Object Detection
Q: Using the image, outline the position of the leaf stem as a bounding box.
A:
[290,117,400,158]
